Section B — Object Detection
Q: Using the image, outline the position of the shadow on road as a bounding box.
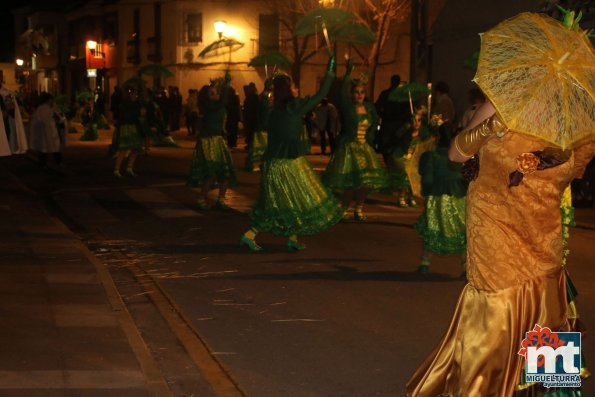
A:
[201,269,464,283]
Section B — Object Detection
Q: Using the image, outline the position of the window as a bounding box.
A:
[127,8,140,64]
[185,13,202,44]
[259,14,279,54]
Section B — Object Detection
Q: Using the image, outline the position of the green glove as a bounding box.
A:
[327,54,336,74]
[346,58,353,75]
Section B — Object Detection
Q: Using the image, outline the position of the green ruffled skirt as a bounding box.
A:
[80,124,98,141]
[250,156,343,236]
[153,134,180,147]
[111,124,144,152]
[245,130,268,171]
[300,126,311,154]
[187,135,237,186]
[385,152,411,191]
[323,141,388,191]
[414,195,466,255]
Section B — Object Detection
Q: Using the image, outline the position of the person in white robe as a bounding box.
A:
[0,84,28,154]
[0,106,11,156]
[28,93,63,167]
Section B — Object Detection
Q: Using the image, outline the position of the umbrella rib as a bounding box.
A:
[564,67,595,102]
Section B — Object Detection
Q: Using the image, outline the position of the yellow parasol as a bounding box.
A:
[474,12,595,149]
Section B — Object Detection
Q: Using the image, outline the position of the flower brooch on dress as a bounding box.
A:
[508,148,570,187]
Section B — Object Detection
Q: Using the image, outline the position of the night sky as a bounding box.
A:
[0,3,19,62]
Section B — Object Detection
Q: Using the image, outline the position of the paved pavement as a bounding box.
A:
[1,127,594,396]
[0,166,173,397]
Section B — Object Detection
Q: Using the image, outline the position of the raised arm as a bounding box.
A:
[296,54,336,115]
[448,101,507,162]
[337,58,354,112]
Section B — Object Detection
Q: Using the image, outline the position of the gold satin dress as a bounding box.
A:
[406,132,595,397]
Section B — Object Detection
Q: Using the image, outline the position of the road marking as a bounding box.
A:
[125,263,248,397]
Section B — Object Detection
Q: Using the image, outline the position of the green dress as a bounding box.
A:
[250,72,343,236]
[245,91,272,171]
[413,147,468,255]
[385,122,433,193]
[108,99,144,156]
[187,82,237,187]
[146,100,179,147]
[323,77,388,191]
[80,105,98,141]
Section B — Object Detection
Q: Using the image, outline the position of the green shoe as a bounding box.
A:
[418,256,431,273]
[287,239,306,252]
[125,169,137,177]
[240,235,262,252]
[354,208,367,222]
[341,208,351,221]
[113,170,123,179]
[196,199,210,210]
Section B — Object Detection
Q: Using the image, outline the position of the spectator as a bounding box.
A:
[312,98,339,155]
[242,82,259,149]
[432,81,456,138]
[110,86,123,122]
[185,89,199,136]
[375,75,410,155]
[28,93,63,168]
[458,87,485,131]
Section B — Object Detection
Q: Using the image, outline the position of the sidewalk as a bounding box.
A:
[0,165,171,397]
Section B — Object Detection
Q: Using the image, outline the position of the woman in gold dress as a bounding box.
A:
[406,101,594,396]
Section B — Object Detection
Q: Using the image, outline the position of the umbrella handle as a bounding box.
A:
[321,20,332,54]
[408,90,414,115]
[427,83,432,122]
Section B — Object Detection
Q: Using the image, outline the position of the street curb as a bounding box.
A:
[1,164,174,397]
[125,264,248,397]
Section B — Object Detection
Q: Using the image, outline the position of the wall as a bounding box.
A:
[0,63,20,92]
[430,0,542,121]
[112,0,421,104]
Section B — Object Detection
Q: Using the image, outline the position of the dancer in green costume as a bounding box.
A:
[414,130,468,273]
[244,79,273,172]
[240,54,343,252]
[187,71,237,210]
[385,109,435,207]
[322,59,388,221]
[110,89,145,178]
[79,100,99,141]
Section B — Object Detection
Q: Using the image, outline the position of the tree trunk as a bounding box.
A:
[368,9,389,100]
[409,0,419,83]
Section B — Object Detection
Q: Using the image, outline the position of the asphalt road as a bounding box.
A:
[3,128,594,397]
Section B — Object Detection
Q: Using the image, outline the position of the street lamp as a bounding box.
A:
[86,40,98,50]
[16,59,24,66]
[213,20,227,39]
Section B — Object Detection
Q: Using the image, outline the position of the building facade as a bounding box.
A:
[11,0,424,105]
